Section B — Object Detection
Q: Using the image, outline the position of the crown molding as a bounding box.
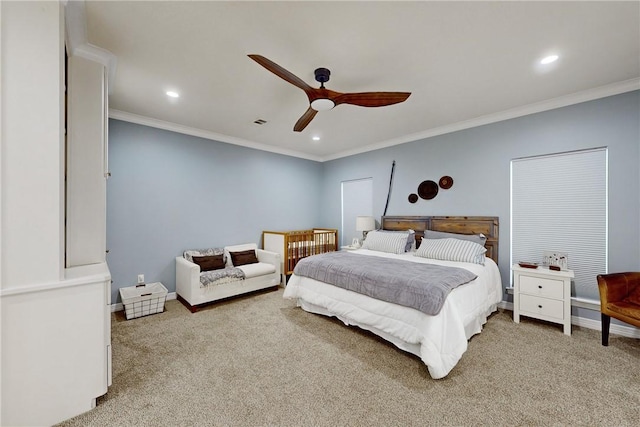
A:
[321,78,640,161]
[111,77,638,163]
[108,110,323,162]
[65,0,117,93]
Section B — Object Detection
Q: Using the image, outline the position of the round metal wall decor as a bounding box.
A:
[417,180,438,200]
[439,176,454,189]
[408,193,418,204]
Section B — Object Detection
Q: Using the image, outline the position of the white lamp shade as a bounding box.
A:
[356,216,376,232]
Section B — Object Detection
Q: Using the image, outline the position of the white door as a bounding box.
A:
[341,178,373,246]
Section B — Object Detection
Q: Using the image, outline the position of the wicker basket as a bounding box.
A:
[120,282,168,320]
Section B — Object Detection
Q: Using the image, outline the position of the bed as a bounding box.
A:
[262,228,338,281]
[282,216,502,379]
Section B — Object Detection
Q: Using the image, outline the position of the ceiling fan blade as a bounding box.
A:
[333,92,411,107]
[248,54,314,93]
[293,107,318,132]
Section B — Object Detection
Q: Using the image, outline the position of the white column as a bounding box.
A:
[0,0,65,288]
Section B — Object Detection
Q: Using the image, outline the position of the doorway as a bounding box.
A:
[341,178,373,247]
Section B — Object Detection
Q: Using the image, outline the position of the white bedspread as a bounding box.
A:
[282,249,502,379]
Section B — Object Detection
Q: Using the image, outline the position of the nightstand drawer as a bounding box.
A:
[519,294,564,320]
[519,275,564,299]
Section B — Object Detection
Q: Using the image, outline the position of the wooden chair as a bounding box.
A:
[597,272,640,346]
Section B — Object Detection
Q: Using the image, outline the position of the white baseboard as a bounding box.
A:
[498,301,640,339]
[111,291,177,313]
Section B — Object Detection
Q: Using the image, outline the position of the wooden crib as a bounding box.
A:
[262,228,338,279]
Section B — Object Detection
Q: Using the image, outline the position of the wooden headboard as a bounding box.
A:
[381,216,499,264]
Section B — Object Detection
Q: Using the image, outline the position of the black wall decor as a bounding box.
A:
[409,176,454,203]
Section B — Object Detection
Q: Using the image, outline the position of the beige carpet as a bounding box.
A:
[59,288,639,426]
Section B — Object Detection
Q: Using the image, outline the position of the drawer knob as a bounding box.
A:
[538,285,542,289]
[538,305,543,308]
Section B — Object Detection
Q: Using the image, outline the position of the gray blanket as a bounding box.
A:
[293,252,478,315]
[200,267,245,287]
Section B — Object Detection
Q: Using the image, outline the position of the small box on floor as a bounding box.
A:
[120,282,168,320]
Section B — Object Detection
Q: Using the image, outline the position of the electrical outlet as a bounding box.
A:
[137,274,145,284]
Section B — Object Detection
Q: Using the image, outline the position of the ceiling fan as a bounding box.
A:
[248,54,411,132]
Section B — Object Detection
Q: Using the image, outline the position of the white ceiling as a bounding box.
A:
[83,1,640,162]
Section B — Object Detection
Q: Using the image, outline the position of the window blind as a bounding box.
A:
[511,148,607,300]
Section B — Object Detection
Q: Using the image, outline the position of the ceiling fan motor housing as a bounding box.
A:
[314,67,331,86]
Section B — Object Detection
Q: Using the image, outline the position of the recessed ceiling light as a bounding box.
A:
[312,136,320,141]
[166,91,179,98]
[540,55,559,65]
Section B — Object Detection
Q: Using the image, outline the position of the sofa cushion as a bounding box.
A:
[192,254,225,272]
[230,249,259,266]
[237,262,276,279]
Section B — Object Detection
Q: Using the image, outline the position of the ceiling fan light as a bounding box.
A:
[310,98,335,111]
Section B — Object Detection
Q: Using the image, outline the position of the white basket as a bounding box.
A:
[119,282,168,320]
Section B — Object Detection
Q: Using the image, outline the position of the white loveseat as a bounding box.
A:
[176,243,281,312]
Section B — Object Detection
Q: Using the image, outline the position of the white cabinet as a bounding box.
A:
[66,55,108,267]
[513,265,574,336]
[0,2,113,425]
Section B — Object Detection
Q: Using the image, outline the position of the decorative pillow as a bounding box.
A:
[224,243,258,267]
[415,238,487,265]
[423,230,487,246]
[624,286,640,305]
[192,254,226,272]
[361,230,410,254]
[230,249,259,266]
[183,248,224,263]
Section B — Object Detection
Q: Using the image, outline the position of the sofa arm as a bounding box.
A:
[597,272,640,305]
[256,249,281,277]
[176,256,200,301]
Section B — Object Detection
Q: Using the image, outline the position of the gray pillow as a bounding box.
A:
[423,230,486,246]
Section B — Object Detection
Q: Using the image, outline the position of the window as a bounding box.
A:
[511,148,607,301]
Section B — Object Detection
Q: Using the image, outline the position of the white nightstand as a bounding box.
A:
[512,265,574,336]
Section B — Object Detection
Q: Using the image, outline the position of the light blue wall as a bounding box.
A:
[320,91,640,319]
[106,120,323,303]
[107,91,639,319]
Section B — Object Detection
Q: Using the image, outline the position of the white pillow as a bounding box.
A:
[224,243,258,267]
[415,238,487,265]
[368,229,415,252]
[361,230,410,254]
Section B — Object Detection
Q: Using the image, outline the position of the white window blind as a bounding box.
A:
[511,148,607,301]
